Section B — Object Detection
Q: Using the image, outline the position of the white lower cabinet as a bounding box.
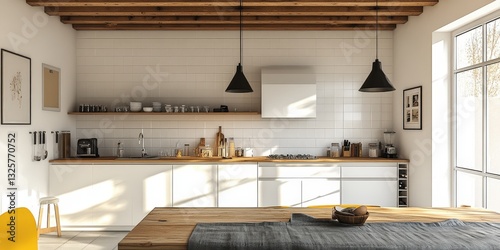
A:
[49,160,406,228]
[218,164,258,207]
[49,165,94,227]
[258,163,341,207]
[49,164,172,229]
[302,180,341,207]
[340,163,398,207]
[258,179,341,207]
[172,164,217,207]
[124,165,172,224]
[258,179,302,207]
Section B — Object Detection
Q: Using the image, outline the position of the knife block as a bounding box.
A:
[342,146,351,157]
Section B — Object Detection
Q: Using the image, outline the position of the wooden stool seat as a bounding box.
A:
[40,196,59,205]
[37,196,61,237]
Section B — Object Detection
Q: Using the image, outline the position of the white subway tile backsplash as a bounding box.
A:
[76,30,394,156]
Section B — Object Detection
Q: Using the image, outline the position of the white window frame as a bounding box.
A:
[452,10,500,209]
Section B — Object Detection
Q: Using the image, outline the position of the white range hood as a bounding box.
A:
[261,66,316,118]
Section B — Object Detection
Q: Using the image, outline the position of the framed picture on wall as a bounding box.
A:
[42,63,61,112]
[1,49,31,125]
[403,86,422,130]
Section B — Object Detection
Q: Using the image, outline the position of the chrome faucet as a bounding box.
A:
[138,129,147,157]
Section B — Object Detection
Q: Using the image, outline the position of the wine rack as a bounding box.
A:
[398,163,409,207]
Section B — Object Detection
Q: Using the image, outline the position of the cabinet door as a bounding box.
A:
[341,180,398,207]
[258,179,301,207]
[129,165,172,224]
[302,180,341,207]
[259,163,340,178]
[92,165,173,226]
[91,165,134,226]
[341,164,398,207]
[173,164,217,207]
[218,164,257,207]
[49,165,94,226]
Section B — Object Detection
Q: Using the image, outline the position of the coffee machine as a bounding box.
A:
[77,138,99,157]
[382,131,397,158]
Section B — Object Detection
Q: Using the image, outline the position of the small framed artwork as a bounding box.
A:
[1,49,31,125]
[403,86,422,130]
[42,63,61,112]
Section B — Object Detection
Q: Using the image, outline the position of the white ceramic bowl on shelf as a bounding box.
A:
[130,101,142,112]
[143,107,153,112]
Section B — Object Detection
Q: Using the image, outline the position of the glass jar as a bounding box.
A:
[165,104,173,113]
[330,143,340,158]
[201,145,213,158]
[369,143,378,157]
[236,147,243,157]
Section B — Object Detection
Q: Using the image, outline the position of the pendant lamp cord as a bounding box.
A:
[375,0,379,59]
[239,0,243,64]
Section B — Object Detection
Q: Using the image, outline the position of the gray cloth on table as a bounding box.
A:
[188,213,500,249]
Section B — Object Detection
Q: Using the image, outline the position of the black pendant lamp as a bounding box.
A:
[226,0,253,93]
[359,0,395,92]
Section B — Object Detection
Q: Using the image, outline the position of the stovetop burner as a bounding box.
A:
[267,154,317,160]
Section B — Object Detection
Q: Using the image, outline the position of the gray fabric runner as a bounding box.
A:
[188,213,500,249]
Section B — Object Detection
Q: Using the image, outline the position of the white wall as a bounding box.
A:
[393,0,495,207]
[0,0,76,214]
[75,30,395,157]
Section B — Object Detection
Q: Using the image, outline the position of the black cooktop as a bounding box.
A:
[267,154,317,160]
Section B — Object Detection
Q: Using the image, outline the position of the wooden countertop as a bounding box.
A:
[118,207,500,250]
[49,156,408,164]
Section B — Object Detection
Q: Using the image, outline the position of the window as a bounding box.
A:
[454,14,500,212]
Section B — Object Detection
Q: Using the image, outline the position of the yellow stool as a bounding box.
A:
[37,197,62,237]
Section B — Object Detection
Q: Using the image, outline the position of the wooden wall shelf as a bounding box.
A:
[68,112,260,115]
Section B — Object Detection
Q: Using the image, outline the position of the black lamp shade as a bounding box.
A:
[359,59,395,92]
[226,63,253,93]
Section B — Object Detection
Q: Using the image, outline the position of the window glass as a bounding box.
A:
[487,62,500,175]
[456,68,483,171]
[486,18,500,61]
[487,177,500,213]
[456,26,483,69]
[456,171,483,207]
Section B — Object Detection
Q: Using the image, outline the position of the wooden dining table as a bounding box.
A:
[117,206,500,250]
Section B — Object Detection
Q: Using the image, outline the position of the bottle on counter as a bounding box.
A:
[222,138,229,158]
[184,143,190,157]
[229,137,235,157]
[116,141,124,158]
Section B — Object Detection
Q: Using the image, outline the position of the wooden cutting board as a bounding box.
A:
[215,126,224,156]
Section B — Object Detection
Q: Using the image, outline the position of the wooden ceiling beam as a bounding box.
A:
[46,6,424,17]
[71,23,397,30]
[27,0,439,7]
[61,15,408,25]
[25,0,438,30]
